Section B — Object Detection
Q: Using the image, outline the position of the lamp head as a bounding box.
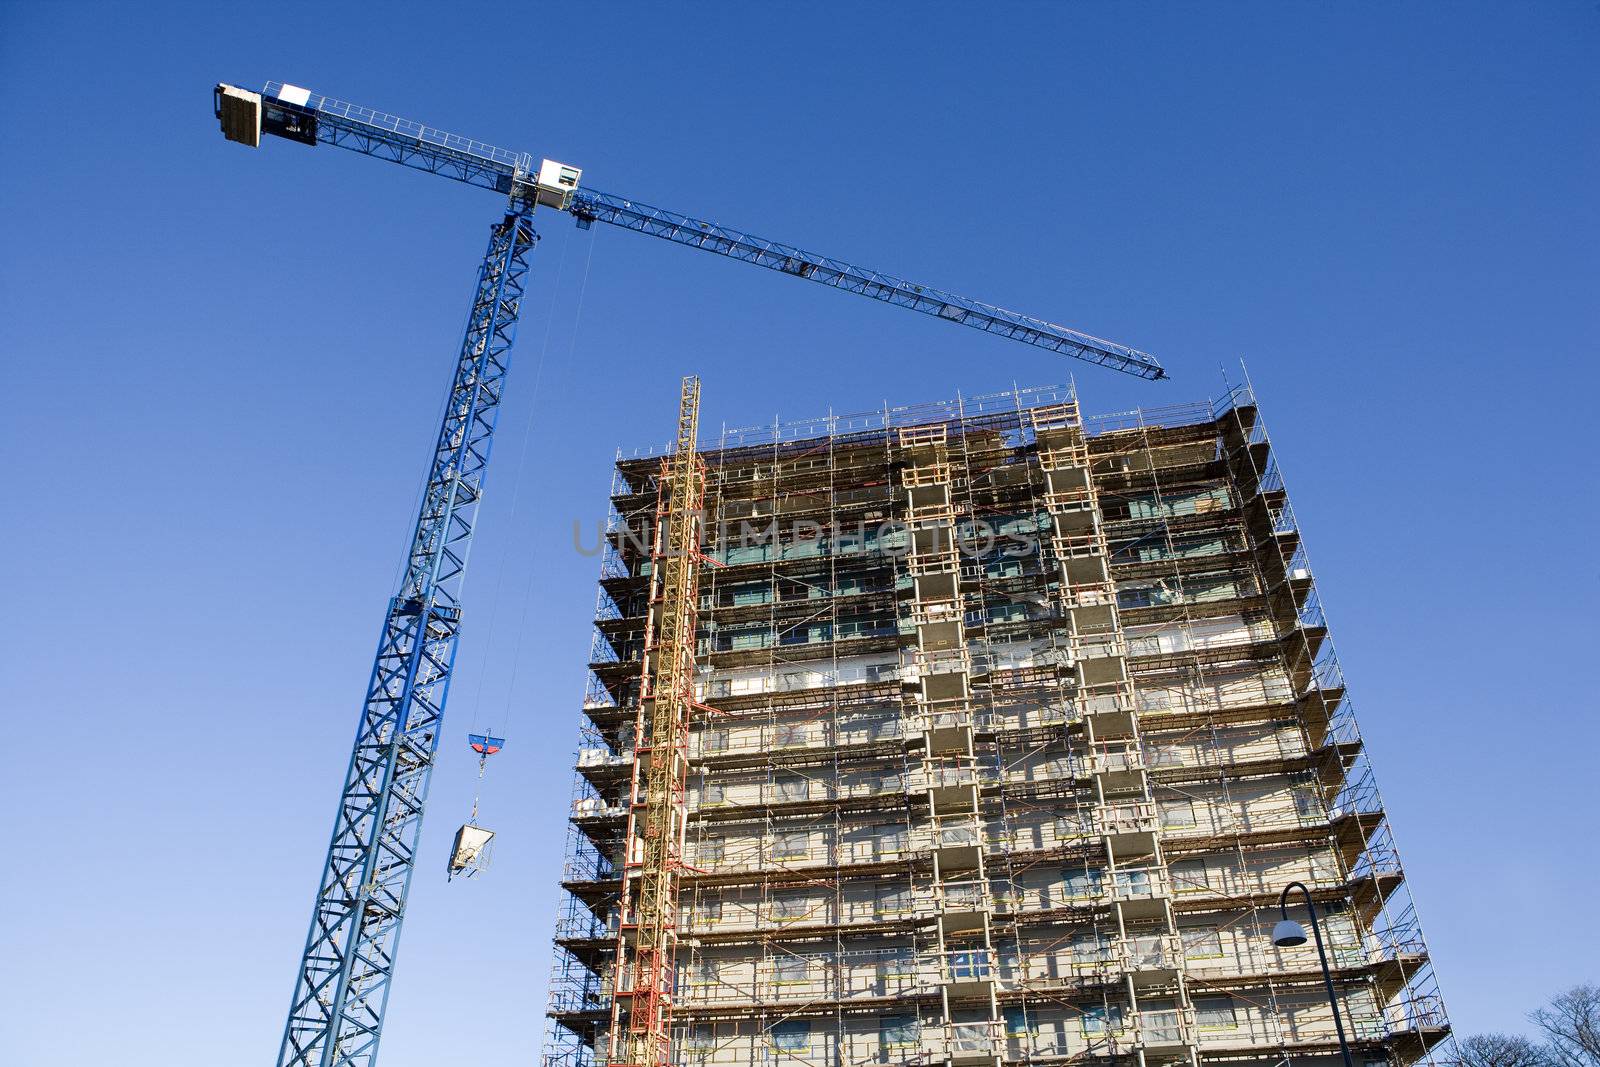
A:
[1272,919,1308,948]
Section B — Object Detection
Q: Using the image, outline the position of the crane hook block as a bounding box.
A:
[469,733,504,755]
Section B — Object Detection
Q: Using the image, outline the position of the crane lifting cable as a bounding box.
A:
[446,732,504,881]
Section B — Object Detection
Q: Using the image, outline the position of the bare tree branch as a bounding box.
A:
[1457,1033,1556,1067]
[1531,984,1600,1067]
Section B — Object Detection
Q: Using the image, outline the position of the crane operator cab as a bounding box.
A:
[215,83,319,147]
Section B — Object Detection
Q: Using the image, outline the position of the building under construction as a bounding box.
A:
[544,380,1449,1067]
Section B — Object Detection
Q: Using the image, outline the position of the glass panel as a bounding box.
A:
[1182,927,1223,959]
[879,1014,918,1048]
[1195,995,1237,1028]
[772,1020,810,1052]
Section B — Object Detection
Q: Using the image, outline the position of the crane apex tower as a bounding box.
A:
[547,381,1450,1067]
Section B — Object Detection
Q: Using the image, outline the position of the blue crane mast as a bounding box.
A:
[212,79,1167,1067]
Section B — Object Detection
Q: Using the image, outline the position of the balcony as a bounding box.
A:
[920,709,977,755]
[1108,866,1171,919]
[1081,690,1137,739]
[1088,741,1147,793]
[1098,801,1159,859]
[1121,933,1183,984]
[924,763,983,815]
[576,747,633,769]
[917,664,971,705]
[1110,1009,1193,1054]
[933,820,985,873]
[940,948,997,999]
[940,1021,1001,1067]
[934,881,992,934]
[572,796,628,823]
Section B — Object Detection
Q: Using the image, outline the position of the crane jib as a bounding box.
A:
[567,189,1168,380]
[219,79,1167,381]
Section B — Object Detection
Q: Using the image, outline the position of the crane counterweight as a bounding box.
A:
[214,84,261,147]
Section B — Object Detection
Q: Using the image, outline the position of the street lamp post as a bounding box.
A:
[1271,881,1355,1067]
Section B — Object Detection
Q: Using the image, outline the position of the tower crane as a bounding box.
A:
[212,79,1167,1067]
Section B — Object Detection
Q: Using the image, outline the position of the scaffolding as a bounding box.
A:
[607,376,707,1067]
[542,381,1451,1067]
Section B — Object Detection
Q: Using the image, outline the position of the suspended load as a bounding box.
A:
[446,824,495,880]
[447,732,505,881]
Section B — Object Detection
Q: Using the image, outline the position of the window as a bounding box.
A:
[1310,848,1340,883]
[701,728,728,754]
[771,1020,810,1053]
[727,624,770,651]
[773,956,812,985]
[773,892,809,923]
[779,621,824,645]
[1053,814,1089,843]
[876,947,915,991]
[1292,783,1324,820]
[879,1013,918,1049]
[1118,585,1156,609]
[691,958,720,987]
[699,897,724,925]
[1148,743,1184,768]
[1181,927,1223,959]
[1072,931,1114,963]
[1128,631,1166,656]
[1186,572,1244,603]
[1063,867,1104,900]
[1169,858,1210,895]
[946,949,990,981]
[700,782,725,808]
[874,883,911,918]
[875,825,908,858]
[686,1024,716,1052]
[986,557,1023,579]
[774,830,810,862]
[775,775,808,802]
[1194,994,1238,1030]
[986,602,1027,625]
[951,1022,993,1056]
[888,947,915,973]
[699,836,725,864]
[1128,486,1232,520]
[1113,868,1151,897]
[863,714,897,741]
[1159,798,1197,829]
[774,722,809,748]
[1080,1004,1124,1035]
[1003,1007,1031,1038]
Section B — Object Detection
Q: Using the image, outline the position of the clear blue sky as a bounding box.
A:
[1,3,1595,1063]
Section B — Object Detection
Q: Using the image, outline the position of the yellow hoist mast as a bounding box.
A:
[609,377,705,1067]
